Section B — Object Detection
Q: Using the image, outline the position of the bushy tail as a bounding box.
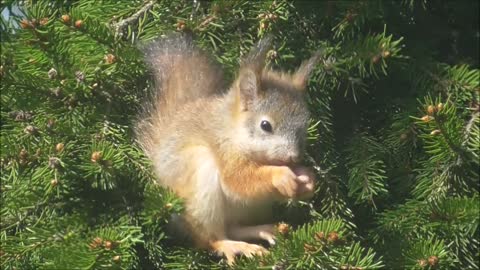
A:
[135,34,224,156]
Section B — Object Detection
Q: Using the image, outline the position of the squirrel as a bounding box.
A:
[135,34,319,264]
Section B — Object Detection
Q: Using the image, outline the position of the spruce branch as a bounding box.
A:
[433,112,465,160]
[112,0,155,38]
[431,106,479,169]
[423,66,475,92]
[2,1,478,269]
[345,133,388,206]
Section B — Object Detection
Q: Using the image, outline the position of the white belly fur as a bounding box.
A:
[182,145,273,239]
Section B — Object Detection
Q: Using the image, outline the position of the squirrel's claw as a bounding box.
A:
[259,230,276,245]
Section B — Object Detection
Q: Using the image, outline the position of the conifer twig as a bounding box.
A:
[434,115,464,157]
[463,111,479,143]
[113,0,155,37]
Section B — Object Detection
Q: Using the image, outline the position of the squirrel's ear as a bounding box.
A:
[234,36,272,111]
[242,35,273,74]
[236,68,260,111]
[292,51,322,90]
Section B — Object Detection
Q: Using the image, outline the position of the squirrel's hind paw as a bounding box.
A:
[212,240,268,265]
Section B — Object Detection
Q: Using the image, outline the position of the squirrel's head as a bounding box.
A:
[228,37,321,166]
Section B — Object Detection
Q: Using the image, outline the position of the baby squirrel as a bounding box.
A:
[136,34,319,264]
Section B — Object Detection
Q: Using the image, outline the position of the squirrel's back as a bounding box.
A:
[135,35,225,157]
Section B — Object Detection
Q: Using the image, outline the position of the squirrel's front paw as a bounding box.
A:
[272,166,315,199]
[292,166,315,200]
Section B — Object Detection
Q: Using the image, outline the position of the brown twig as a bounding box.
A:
[113,1,155,38]
[194,15,216,31]
[463,111,479,144]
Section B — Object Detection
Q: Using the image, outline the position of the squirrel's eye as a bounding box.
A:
[260,120,272,132]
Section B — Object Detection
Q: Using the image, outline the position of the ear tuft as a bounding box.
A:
[292,50,323,90]
[242,35,273,75]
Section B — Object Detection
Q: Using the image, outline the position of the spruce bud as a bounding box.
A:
[74,20,83,28]
[327,231,339,243]
[56,143,65,152]
[48,157,61,169]
[428,256,439,266]
[50,179,58,187]
[437,103,444,111]
[61,14,71,24]
[91,151,103,163]
[48,68,57,79]
[277,222,290,235]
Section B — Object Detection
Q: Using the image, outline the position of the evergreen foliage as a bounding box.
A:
[1,1,478,269]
